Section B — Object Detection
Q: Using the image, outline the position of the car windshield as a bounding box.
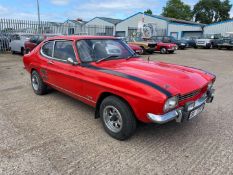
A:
[76,39,135,63]
[202,34,221,39]
[133,37,144,42]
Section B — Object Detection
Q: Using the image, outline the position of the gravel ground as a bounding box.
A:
[0,49,233,175]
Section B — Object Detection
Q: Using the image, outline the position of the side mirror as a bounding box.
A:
[67,58,79,65]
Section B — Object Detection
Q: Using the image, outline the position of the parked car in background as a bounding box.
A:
[128,37,156,54]
[196,34,221,49]
[149,37,177,54]
[128,43,143,54]
[181,38,197,48]
[151,36,187,49]
[9,33,34,54]
[24,34,58,54]
[23,35,216,140]
[217,37,233,50]
[116,37,143,54]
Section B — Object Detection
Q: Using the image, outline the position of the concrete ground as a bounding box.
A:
[0,49,233,175]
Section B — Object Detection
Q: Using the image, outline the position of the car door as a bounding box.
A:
[44,40,83,97]
[10,34,20,52]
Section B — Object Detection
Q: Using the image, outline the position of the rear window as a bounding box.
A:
[41,41,54,57]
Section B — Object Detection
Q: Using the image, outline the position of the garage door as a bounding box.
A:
[182,31,203,38]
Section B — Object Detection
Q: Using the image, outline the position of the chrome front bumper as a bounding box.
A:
[147,91,214,124]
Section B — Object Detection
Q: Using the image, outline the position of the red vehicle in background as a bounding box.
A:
[155,42,177,54]
[128,43,143,54]
[24,34,57,54]
[145,38,178,54]
[23,35,215,140]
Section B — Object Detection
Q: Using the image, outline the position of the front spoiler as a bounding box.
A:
[147,91,214,124]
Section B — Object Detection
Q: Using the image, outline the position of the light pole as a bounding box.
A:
[36,0,41,34]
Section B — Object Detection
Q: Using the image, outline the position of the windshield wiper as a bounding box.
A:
[96,55,119,63]
[126,53,140,60]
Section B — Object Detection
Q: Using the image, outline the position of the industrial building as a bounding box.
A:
[204,20,233,36]
[84,12,233,39]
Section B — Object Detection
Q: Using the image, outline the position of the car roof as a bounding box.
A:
[46,35,116,41]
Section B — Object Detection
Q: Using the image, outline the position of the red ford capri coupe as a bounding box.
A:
[23,35,216,140]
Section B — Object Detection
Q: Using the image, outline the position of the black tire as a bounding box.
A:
[25,48,30,54]
[11,49,15,54]
[21,47,25,55]
[140,46,146,55]
[160,47,167,54]
[31,70,47,95]
[168,50,174,54]
[147,50,154,54]
[100,96,137,140]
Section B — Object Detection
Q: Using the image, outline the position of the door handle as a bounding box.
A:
[48,60,54,65]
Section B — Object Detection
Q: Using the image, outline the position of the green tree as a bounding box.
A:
[193,0,232,24]
[144,9,153,15]
[162,0,193,21]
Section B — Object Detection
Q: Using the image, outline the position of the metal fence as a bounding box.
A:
[0,18,114,52]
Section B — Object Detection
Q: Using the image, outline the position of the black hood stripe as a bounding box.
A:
[82,63,172,98]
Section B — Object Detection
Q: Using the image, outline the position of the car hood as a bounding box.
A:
[128,44,142,50]
[93,59,213,96]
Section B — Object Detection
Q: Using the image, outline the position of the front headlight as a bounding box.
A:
[163,96,178,112]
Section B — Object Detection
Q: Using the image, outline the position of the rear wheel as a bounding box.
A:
[31,70,47,95]
[10,48,15,54]
[21,47,24,55]
[25,48,30,54]
[100,96,137,140]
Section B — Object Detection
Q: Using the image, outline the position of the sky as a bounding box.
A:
[0,0,233,22]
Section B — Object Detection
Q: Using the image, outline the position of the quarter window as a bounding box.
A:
[54,41,75,61]
[41,41,53,57]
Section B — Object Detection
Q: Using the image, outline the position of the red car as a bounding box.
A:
[23,35,215,140]
[155,42,177,54]
[24,34,57,54]
[128,43,143,54]
[145,38,177,54]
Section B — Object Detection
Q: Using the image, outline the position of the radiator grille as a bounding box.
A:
[179,89,201,102]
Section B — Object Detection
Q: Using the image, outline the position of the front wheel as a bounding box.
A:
[100,96,137,140]
[160,47,167,54]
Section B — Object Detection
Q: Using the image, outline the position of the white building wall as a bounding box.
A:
[168,23,203,39]
[85,18,115,35]
[85,18,114,27]
[116,13,168,37]
[204,20,233,36]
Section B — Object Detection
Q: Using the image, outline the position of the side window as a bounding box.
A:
[41,41,54,57]
[13,35,20,40]
[163,37,171,43]
[54,41,75,61]
[30,36,38,43]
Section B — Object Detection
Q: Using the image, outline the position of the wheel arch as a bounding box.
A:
[95,92,136,120]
